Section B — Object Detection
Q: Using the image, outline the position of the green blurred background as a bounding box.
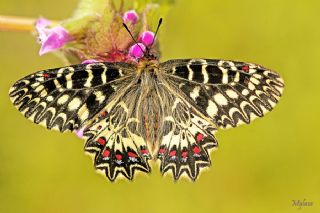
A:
[0,0,319,212]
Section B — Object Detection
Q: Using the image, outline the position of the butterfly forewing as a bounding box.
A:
[161,59,284,128]
[9,62,135,132]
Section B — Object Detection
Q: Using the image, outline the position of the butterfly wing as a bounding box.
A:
[161,59,284,128]
[155,87,218,180]
[83,81,152,181]
[157,59,284,180]
[9,63,155,181]
[9,62,154,181]
[9,62,135,132]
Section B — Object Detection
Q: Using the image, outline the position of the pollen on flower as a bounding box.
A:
[129,43,146,59]
[123,10,139,24]
[36,18,71,56]
[140,31,155,47]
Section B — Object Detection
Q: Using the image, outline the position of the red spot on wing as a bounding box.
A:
[100,111,107,117]
[97,125,102,130]
[242,65,250,72]
[116,154,122,160]
[97,137,106,145]
[128,152,138,158]
[43,73,49,78]
[182,151,188,158]
[196,133,204,142]
[141,149,149,155]
[159,148,166,154]
[193,146,200,154]
[169,150,176,157]
[102,150,110,157]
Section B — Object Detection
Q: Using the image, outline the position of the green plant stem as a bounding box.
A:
[0,15,36,32]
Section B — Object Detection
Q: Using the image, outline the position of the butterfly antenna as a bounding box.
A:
[122,23,145,53]
[150,18,163,48]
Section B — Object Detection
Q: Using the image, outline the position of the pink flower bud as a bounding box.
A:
[123,10,139,24]
[36,18,71,56]
[139,31,155,47]
[129,43,146,59]
[82,59,98,64]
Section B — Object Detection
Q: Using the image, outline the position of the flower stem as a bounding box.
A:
[0,15,36,32]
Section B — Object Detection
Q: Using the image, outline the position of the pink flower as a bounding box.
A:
[36,18,71,56]
[139,31,155,47]
[123,10,139,24]
[129,43,146,59]
[82,59,99,64]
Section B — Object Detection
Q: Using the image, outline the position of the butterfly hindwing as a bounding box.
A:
[155,86,218,181]
[83,80,152,181]
[161,59,284,128]
[9,62,135,132]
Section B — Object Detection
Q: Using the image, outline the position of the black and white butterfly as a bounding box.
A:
[9,58,284,181]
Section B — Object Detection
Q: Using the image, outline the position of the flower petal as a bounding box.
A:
[82,59,99,64]
[75,128,84,138]
[36,18,51,28]
[38,26,71,55]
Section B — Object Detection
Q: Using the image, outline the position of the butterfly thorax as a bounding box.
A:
[136,59,159,74]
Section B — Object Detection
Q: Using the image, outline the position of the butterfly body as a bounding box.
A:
[9,58,284,181]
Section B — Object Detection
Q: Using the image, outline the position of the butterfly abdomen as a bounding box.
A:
[138,69,164,152]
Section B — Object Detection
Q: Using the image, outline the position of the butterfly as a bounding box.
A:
[9,57,284,181]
